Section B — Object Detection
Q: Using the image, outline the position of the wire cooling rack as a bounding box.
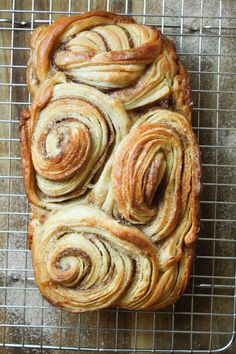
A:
[0,0,235,353]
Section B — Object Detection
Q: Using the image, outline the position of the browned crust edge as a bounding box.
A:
[172,58,193,121]
[20,109,41,208]
[160,37,193,121]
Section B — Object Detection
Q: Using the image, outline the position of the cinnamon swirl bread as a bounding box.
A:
[21,11,201,313]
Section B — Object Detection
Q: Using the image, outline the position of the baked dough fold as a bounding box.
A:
[21,72,130,209]
[27,11,191,119]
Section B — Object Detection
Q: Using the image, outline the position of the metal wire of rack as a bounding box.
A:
[0,0,235,353]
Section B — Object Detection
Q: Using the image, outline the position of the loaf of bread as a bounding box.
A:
[21,11,201,313]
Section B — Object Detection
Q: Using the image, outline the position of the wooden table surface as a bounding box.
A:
[0,0,235,353]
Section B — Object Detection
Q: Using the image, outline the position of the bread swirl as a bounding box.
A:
[21,72,130,209]
[27,11,191,119]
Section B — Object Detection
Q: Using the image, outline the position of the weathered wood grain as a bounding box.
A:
[0,0,235,353]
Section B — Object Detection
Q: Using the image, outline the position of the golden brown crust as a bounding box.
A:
[172,60,193,121]
[22,11,201,313]
[20,109,42,207]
